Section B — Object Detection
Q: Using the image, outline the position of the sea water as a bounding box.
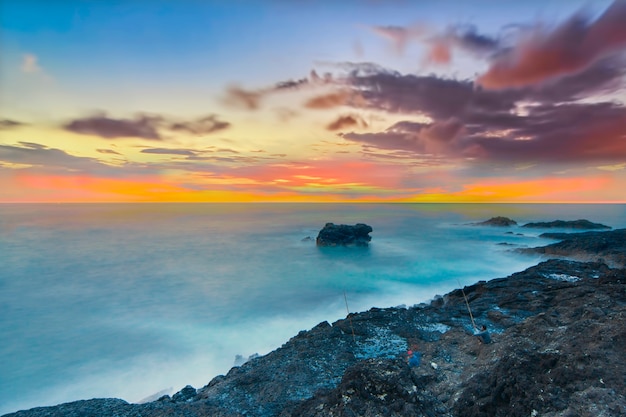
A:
[1,203,624,415]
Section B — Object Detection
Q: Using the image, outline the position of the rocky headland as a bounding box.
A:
[521,220,611,230]
[5,227,626,417]
[474,217,611,230]
[520,228,626,267]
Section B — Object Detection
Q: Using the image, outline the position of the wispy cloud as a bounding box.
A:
[21,53,42,74]
[63,112,231,140]
[0,142,116,174]
[169,115,230,135]
[96,149,122,155]
[0,119,27,129]
[140,148,198,156]
[370,24,426,55]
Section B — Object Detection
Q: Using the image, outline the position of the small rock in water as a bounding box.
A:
[316,223,373,247]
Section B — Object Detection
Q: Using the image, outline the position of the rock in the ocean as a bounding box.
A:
[522,228,626,267]
[316,222,373,246]
[474,216,518,226]
[522,219,611,229]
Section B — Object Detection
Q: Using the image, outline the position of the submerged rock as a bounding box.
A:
[316,222,373,247]
[522,219,611,229]
[474,216,518,226]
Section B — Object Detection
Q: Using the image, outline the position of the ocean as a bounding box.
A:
[1,203,624,415]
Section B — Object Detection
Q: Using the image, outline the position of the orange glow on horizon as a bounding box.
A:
[1,172,622,203]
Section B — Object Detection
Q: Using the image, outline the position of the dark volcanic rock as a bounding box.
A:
[522,219,611,229]
[474,216,518,226]
[281,358,448,417]
[6,231,626,417]
[521,228,626,267]
[316,222,373,246]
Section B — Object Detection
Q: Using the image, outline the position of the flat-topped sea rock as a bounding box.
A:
[474,216,518,226]
[316,223,373,247]
[521,219,611,229]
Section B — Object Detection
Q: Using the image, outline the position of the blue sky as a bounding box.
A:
[1,0,624,202]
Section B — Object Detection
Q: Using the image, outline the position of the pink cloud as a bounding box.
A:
[478,0,626,89]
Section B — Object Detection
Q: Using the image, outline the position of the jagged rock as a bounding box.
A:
[316,223,373,246]
[280,358,449,417]
[474,216,518,226]
[171,385,197,403]
[6,230,626,417]
[520,228,626,267]
[522,219,611,229]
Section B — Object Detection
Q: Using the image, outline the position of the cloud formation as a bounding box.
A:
[64,113,230,139]
[222,85,264,110]
[169,115,230,135]
[370,24,426,55]
[0,142,114,174]
[64,113,164,140]
[96,149,122,155]
[336,60,626,164]
[344,101,626,163]
[326,114,368,131]
[0,119,26,129]
[21,53,42,74]
[477,0,626,89]
[141,148,197,156]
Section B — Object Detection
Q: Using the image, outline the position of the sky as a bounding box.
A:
[1,0,625,203]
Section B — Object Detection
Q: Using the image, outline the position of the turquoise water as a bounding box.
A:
[1,203,624,414]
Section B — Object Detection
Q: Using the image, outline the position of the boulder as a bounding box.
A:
[316,223,373,247]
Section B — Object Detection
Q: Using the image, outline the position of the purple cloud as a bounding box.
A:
[478,0,626,89]
[169,115,230,135]
[64,113,164,140]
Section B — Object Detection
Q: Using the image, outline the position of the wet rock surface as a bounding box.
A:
[316,222,373,246]
[521,228,626,267]
[6,230,626,417]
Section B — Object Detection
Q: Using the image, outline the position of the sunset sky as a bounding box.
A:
[1,0,625,203]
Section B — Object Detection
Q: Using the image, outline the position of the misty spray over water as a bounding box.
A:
[1,203,624,414]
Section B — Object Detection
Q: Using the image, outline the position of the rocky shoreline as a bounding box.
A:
[5,226,626,417]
